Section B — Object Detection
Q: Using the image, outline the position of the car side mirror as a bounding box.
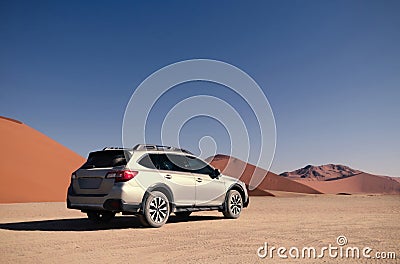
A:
[210,168,221,178]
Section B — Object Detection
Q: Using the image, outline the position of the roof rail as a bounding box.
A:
[132,144,193,154]
[102,147,130,151]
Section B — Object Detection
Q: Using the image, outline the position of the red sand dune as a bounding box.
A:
[209,155,400,195]
[392,177,400,184]
[247,186,275,196]
[0,116,85,203]
[295,173,400,194]
[208,155,321,195]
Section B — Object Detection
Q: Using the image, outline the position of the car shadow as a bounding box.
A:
[0,215,224,232]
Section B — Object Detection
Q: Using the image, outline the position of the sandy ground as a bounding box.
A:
[0,195,399,263]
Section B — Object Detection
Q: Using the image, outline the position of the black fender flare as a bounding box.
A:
[141,183,175,212]
[225,183,248,209]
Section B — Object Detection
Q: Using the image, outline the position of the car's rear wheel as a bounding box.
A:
[87,211,115,223]
[141,191,170,228]
[223,190,243,219]
[175,211,192,218]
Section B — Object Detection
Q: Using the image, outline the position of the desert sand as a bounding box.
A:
[0,195,399,263]
[0,117,85,203]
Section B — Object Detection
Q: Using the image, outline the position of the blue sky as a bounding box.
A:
[1,0,399,176]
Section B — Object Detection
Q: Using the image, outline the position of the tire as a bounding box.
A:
[141,191,170,228]
[223,190,243,219]
[175,211,192,218]
[137,214,150,227]
[87,211,115,223]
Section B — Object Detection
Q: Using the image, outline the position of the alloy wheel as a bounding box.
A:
[149,196,168,223]
[230,193,242,215]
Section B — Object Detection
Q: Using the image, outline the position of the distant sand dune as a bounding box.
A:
[209,155,400,195]
[295,173,400,194]
[0,116,85,203]
[208,155,321,195]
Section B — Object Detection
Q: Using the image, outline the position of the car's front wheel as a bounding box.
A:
[223,190,243,219]
[141,191,170,228]
[86,211,115,223]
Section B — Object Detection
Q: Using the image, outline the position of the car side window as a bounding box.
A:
[138,154,158,169]
[158,154,190,172]
[186,156,214,175]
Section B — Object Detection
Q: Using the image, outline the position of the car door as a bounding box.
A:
[186,156,226,206]
[156,154,196,207]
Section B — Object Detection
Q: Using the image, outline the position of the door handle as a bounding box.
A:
[196,177,202,182]
[164,174,172,179]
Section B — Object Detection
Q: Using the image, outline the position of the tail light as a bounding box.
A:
[106,170,138,182]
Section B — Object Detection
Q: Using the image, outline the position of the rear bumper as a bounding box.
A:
[67,196,141,213]
[67,182,144,213]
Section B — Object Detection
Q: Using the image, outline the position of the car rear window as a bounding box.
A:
[81,150,131,169]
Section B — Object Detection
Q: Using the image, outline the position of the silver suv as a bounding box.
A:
[67,144,249,227]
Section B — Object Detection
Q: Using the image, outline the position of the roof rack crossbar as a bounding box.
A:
[102,147,129,150]
[133,144,193,154]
